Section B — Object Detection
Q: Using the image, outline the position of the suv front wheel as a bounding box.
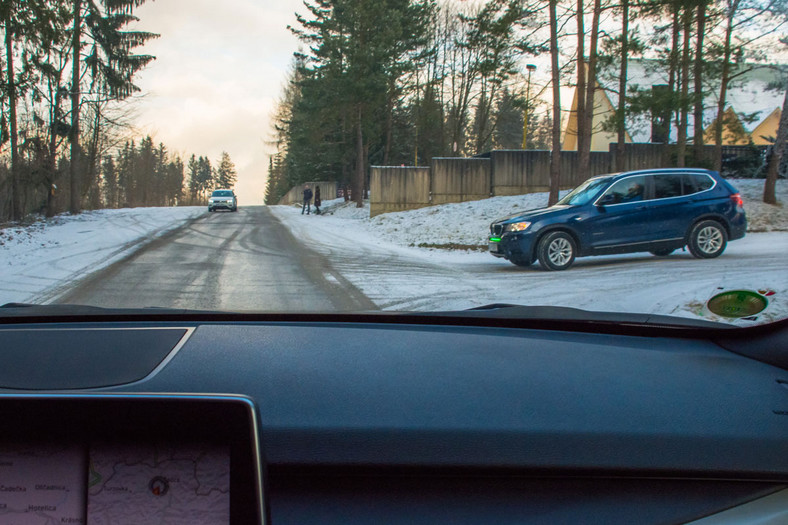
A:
[688,220,728,259]
[538,231,577,271]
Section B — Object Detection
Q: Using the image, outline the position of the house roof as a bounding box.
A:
[750,107,782,145]
[703,107,750,146]
[562,79,633,151]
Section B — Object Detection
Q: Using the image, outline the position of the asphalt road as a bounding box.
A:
[57,206,376,312]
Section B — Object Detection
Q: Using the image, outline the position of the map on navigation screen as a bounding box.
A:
[0,444,230,525]
[88,444,230,525]
[0,445,86,525]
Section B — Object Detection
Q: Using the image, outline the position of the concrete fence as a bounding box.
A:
[368,143,763,217]
[369,167,431,217]
[431,158,491,205]
[369,150,613,217]
[278,181,338,206]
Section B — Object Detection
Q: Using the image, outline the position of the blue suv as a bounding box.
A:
[489,169,746,270]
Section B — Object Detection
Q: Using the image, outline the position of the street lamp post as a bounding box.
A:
[522,64,537,150]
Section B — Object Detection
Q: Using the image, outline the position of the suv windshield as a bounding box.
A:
[556,177,612,206]
[0,0,786,327]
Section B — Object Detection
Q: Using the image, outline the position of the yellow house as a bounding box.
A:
[703,107,750,146]
[750,107,781,145]
[562,82,633,151]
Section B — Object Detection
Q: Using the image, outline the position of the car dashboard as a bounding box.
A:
[0,307,786,524]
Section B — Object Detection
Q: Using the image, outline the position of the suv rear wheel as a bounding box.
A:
[538,231,576,271]
[688,220,728,259]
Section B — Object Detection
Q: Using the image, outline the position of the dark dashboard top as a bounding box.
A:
[1,308,786,524]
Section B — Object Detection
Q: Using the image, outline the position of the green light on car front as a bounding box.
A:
[489,237,502,242]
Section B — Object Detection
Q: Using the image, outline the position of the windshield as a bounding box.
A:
[556,177,612,206]
[0,0,786,327]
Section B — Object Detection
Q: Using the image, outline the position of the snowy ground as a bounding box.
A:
[0,207,205,304]
[274,179,788,325]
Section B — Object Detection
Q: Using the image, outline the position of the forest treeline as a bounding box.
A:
[265,0,787,207]
[0,0,237,222]
[100,140,237,209]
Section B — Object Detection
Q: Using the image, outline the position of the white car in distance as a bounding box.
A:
[208,189,237,212]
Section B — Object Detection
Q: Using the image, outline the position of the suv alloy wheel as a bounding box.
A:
[688,220,728,258]
[538,231,577,271]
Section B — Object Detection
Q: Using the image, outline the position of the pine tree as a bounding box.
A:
[166,156,184,206]
[463,0,536,154]
[1,0,63,220]
[102,155,118,207]
[291,0,435,206]
[492,87,525,149]
[215,152,237,189]
[187,155,200,205]
[197,156,213,202]
[68,0,158,213]
[136,136,155,205]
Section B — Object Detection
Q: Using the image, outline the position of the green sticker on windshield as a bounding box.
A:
[706,290,768,318]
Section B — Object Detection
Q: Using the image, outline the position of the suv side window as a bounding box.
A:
[601,176,648,204]
[654,174,683,199]
[682,174,714,195]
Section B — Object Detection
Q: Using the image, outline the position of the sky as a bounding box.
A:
[128,0,305,205]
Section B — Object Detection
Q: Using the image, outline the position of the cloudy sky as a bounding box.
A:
[129,0,304,204]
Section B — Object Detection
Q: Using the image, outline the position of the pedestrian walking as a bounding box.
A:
[314,185,322,215]
[302,184,313,215]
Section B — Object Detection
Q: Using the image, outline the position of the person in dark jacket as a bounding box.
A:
[302,184,313,215]
[314,185,322,215]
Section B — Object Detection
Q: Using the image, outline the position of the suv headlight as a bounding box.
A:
[504,221,531,232]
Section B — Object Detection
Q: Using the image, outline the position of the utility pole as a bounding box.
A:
[521,64,537,149]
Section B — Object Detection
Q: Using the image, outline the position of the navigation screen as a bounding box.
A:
[0,443,230,525]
